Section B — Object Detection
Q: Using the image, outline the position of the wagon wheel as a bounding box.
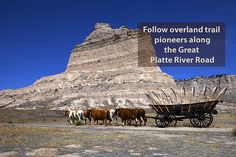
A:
[155,114,169,128]
[192,112,213,128]
[189,118,197,127]
[189,113,198,127]
[168,115,177,127]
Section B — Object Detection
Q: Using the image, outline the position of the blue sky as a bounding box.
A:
[0,0,235,90]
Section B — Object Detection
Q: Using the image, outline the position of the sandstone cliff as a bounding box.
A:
[0,23,177,110]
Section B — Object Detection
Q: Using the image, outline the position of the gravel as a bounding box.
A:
[0,124,235,157]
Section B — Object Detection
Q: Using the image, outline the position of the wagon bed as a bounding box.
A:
[145,87,227,128]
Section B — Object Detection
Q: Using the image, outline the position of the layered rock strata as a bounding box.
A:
[0,23,180,110]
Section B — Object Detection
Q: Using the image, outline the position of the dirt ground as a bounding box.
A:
[0,109,235,157]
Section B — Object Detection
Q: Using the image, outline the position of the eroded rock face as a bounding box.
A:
[0,23,177,110]
[66,23,157,72]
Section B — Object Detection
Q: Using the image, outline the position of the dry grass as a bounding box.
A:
[213,113,236,128]
[0,109,65,124]
[74,120,84,126]
[0,124,130,149]
[0,124,75,148]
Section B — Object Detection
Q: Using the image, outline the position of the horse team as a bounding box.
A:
[64,108,147,126]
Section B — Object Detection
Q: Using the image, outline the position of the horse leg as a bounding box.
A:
[135,118,138,127]
[122,120,125,126]
[128,120,131,126]
[69,119,73,124]
[144,117,147,126]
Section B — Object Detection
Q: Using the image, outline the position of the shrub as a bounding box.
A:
[75,120,83,126]
[233,129,236,136]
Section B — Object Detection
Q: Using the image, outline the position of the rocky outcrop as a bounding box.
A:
[66,23,157,72]
[0,23,177,110]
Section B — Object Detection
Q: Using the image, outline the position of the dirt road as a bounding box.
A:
[0,123,235,157]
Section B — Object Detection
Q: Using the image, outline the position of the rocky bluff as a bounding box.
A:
[0,23,181,109]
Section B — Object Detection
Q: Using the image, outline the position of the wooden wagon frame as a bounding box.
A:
[145,87,227,128]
